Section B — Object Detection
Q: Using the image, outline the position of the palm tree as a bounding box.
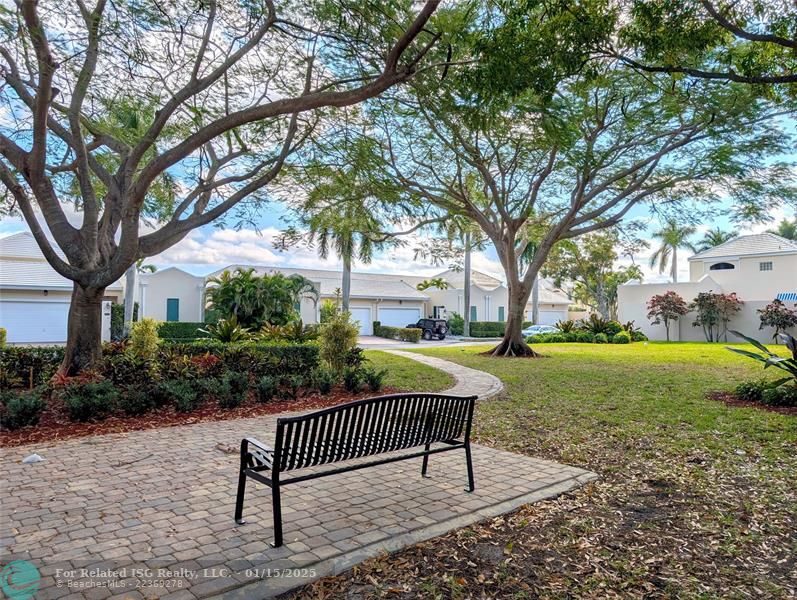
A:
[649,219,697,283]
[123,259,157,336]
[696,228,735,252]
[768,218,797,240]
[417,278,451,291]
[307,205,385,311]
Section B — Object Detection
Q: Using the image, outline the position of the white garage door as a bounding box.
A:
[0,300,70,343]
[378,307,421,328]
[349,307,373,335]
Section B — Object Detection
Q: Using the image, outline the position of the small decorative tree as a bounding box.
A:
[691,292,743,342]
[646,291,689,341]
[758,300,797,342]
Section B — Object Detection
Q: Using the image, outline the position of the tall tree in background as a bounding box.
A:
[0,0,443,373]
[649,219,698,283]
[371,62,791,356]
[696,228,735,252]
[545,231,645,320]
[768,218,797,240]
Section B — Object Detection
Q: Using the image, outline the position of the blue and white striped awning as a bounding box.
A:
[776,292,797,302]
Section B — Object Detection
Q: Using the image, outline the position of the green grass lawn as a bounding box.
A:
[295,342,797,599]
[365,349,454,393]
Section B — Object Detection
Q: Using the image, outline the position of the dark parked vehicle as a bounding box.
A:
[407,318,448,340]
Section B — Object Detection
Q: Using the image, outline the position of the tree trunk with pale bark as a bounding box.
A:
[489,280,540,357]
[63,284,106,375]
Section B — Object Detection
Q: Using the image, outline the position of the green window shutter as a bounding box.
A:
[470,305,478,322]
[498,306,505,322]
[166,298,180,322]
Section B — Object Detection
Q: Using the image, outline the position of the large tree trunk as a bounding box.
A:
[488,281,540,357]
[123,264,137,337]
[530,275,539,323]
[463,233,471,337]
[60,283,106,376]
[341,253,352,312]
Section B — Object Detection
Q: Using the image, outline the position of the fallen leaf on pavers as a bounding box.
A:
[215,442,236,454]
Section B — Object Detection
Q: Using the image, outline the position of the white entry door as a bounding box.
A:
[0,300,71,343]
[349,307,373,335]
[378,307,421,328]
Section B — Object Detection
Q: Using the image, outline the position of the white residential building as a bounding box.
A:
[618,233,797,343]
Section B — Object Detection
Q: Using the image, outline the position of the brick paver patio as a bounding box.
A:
[2,411,595,600]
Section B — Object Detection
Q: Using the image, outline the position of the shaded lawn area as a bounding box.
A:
[292,343,797,599]
[366,350,454,392]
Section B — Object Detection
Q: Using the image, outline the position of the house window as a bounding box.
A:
[709,262,735,271]
[498,306,505,322]
[166,298,180,322]
[759,261,773,272]
[470,305,478,322]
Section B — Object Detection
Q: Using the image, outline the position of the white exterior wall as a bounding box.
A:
[617,279,795,343]
[140,268,205,322]
[425,285,509,322]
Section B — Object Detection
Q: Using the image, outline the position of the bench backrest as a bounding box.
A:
[273,393,476,473]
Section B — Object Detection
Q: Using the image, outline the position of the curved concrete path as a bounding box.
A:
[385,349,504,400]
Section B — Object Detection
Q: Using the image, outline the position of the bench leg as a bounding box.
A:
[234,468,247,525]
[421,442,431,477]
[271,481,284,547]
[464,443,475,492]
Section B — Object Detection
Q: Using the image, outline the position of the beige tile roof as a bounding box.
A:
[689,233,797,260]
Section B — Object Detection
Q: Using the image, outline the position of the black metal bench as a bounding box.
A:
[234,392,477,547]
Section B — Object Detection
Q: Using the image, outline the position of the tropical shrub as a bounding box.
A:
[594,333,609,344]
[758,299,797,341]
[204,268,318,329]
[193,378,223,402]
[259,320,319,344]
[279,373,305,400]
[218,371,249,408]
[727,331,797,388]
[255,376,276,403]
[102,351,156,386]
[605,321,623,336]
[612,331,631,344]
[469,322,508,337]
[110,302,138,341]
[576,331,595,343]
[734,380,767,402]
[631,331,648,342]
[555,320,577,333]
[320,299,338,323]
[200,316,250,343]
[119,386,156,416]
[761,385,797,407]
[646,291,689,341]
[319,311,359,374]
[364,367,388,392]
[622,320,642,336]
[153,380,198,412]
[547,333,567,343]
[580,314,614,335]
[0,390,46,429]
[448,312,464,335]
[313,368,335,395]
[158,322,208,341]
[62,381,118,422]
[129,318,160,359]
[0,327,6,348]
[343,367,364,392]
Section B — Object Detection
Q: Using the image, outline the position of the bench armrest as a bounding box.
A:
[241,437,275,470]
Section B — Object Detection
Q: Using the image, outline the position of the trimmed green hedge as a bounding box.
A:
[527,330,647,344]
[158,322,209,340]
[373,322,421,343]
[468,321,508,337]
[1,346,65,387]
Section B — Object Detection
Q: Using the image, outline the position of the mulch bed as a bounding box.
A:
[706,391,797,416]
[0,386,398,448]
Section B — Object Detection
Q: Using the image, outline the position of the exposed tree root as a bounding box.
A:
[482,339,542,358]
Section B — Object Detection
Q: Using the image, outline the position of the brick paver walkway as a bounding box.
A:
[1,358,592,599]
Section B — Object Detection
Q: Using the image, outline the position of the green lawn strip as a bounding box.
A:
[294,343,797,599]
[364,349,454,393]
